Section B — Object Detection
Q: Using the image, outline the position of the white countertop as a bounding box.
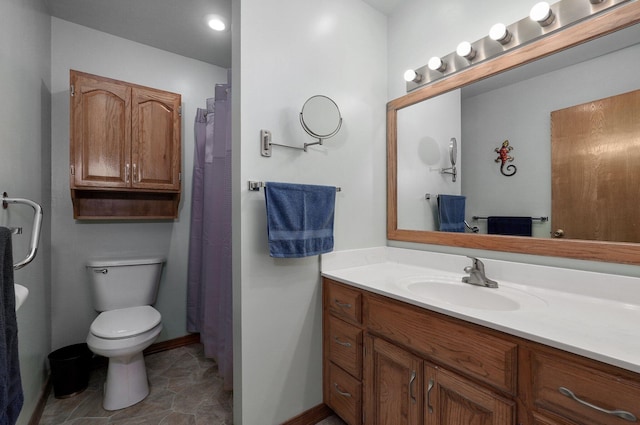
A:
[321,247,640,374]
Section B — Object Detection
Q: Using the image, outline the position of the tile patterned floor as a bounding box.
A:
[39,342,346,425]
[39,344,232,424]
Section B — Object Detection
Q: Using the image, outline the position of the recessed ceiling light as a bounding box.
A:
[206,14,226,31]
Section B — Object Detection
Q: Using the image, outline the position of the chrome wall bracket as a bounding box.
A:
[261,129,322,157]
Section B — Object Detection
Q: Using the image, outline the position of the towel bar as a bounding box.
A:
[473,216,548,222]
[248,181,341,192]
[2,193,43,270]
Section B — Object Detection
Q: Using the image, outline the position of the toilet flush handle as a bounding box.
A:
[93,268,108,274]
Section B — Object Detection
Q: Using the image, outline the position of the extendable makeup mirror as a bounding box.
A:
[299,95,343,143]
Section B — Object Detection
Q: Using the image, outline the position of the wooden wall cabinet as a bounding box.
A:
[69,70,181,219]
[322,278,640,425]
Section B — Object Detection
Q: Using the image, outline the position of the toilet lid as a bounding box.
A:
[91,306,161,339]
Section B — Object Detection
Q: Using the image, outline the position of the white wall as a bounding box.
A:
[50,18,228,349]
[0,0,51,423]
[388,0,539,100]
[234,0,387,423]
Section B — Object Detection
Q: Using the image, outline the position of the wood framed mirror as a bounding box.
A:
[387,3,640,264]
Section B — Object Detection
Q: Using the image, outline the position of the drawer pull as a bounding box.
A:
[334,337,352,347]
[427,378,434,413]
[334,300,352,309]
[333,383,352,398]
[409,370,417,404]
[559,386,638,422]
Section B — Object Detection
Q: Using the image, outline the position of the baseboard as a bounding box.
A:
[281,403,333,425]
[27,378,51,425]
[143,333,201,355]
[29,333,201,425]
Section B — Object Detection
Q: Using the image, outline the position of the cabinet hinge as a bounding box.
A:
[178,106,182,117]
[70,165,75,176]
[179,172,182,182]
[70,84,75,97]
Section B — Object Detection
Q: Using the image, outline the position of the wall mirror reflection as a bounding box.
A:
[388,3,640,264]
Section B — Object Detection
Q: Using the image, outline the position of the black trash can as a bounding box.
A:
[48,343,93,398]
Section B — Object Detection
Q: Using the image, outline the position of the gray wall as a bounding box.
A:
[50,19,228,350]
[0,0,52,423]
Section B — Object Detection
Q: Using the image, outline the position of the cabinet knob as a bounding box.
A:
[553,229,564,238]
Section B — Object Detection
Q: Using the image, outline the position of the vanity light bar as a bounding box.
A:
[404,0,632,92]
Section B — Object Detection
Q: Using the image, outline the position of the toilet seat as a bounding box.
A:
[90,306,161,339]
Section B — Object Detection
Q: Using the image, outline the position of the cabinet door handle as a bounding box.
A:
[559,386,637,422]
[334,337,352,348]
[426,378,434,413]
[409,370,417,404]
[333,383,352,398]
[125,164,130,183]
[133,163,138,183]
[334,300,352,309]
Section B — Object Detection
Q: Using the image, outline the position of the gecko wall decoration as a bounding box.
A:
[495,140,517,177]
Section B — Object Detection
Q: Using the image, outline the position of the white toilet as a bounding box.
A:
[85,257,165,411]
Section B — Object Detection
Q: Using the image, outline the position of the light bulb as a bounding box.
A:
[403,69,422,83]
[489,23,512,44]
[428,56,447,73]
[456,41,476,60]
[530,2,555,26]
[207,15,226,31]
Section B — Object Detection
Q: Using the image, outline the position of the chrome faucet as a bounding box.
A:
[462,257,498,288]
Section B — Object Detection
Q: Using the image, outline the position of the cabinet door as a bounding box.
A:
[131,87,181,191]
[364,336,422,425]
[424,364,515,425]
[71,72,131,188]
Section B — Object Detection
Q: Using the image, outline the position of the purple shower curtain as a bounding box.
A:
[187,83,232,390]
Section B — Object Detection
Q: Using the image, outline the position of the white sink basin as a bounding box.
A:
[396,276,547,311]
[15,284,28,311]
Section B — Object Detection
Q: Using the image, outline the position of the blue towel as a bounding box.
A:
[437,195,466,232]
[487,216,532,237]
[0,227,23,425]
[264,182,336,258]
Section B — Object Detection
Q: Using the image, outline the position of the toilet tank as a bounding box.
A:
[87,257,165,312]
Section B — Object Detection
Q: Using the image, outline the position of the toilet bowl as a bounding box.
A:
[85,257,165,411]
[86,305,162,410]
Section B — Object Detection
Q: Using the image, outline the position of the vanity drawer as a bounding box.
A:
[325,279,362,324]
[532,351,640,425]
[327,315,363,379]
[327,362,362,425]
[365,293,518,394]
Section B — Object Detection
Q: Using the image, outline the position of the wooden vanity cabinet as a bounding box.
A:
[364,335,423,425]
[322,277,640,425]
[323,278,514,425]
[424,364,515,425]
[324,280,364,425]
[524,344,640,425]
[69,70,181,219]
